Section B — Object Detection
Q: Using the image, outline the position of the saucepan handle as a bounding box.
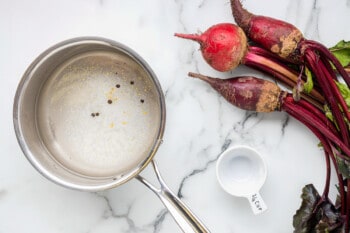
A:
[136,160,210,233]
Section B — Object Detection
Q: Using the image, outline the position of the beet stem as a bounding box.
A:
[243,51,325,104]
[283,98,348,216]
[303,40,350,86]
[282,96,350,158]
[305,123,332,198]
[305,50,350,146]
[283,97,347,213]
[319,55,350,129]
[297,98,339,137]
[323,152,331,199]
[347,181,350,232]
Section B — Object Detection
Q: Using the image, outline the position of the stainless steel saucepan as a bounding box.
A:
[13,37,209,233]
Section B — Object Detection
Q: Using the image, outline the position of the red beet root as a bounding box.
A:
[249,16,303,63]
[231,0,303,63]
[175,23,248,72]
[188,72,284,112]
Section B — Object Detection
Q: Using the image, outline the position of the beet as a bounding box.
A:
[231,0,303,63]
[188,72,283,112]
[175,23,248,72]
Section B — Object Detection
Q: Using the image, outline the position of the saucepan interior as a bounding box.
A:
[13,37,166,191]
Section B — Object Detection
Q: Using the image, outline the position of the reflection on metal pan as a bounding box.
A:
[13,37,209,233]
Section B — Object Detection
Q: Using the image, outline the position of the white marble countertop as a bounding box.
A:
[1,0,350,232]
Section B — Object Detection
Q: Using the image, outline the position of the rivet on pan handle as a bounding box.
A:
[136,160,210,233]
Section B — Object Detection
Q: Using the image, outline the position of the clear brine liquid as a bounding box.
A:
[36,51,161,177]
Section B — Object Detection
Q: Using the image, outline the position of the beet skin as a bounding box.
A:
[175,23,248,72]
[231,0,303,63]
[188,72,284,112]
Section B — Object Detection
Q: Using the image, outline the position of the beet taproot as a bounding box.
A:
[188,72,284,112]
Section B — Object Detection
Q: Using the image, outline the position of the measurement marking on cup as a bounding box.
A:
[252,194,263,211]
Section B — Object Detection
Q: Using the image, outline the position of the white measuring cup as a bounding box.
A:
[216,145,267,215]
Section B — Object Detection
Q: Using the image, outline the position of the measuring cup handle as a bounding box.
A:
[247,192,267,215]
[136,160,210,233]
